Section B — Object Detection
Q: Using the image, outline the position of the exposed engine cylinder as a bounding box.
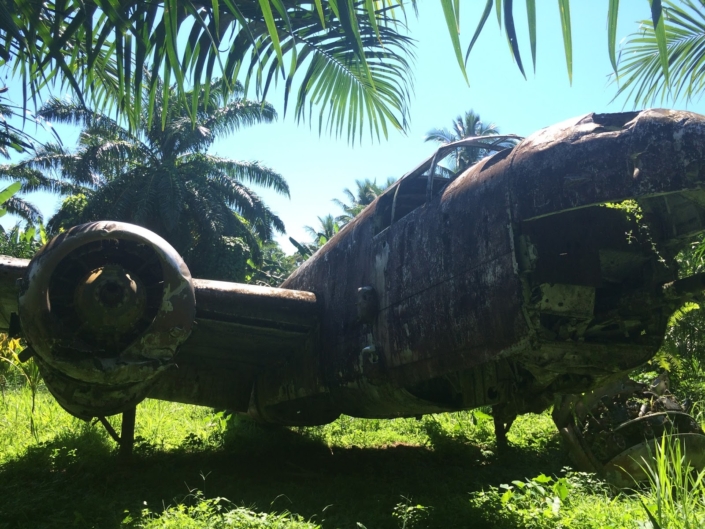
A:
[18,222,196,419]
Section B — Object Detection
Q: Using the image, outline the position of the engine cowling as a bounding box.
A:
[18,222,196,419]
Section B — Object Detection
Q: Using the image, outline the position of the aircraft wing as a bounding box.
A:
[150,279,319,411]
[0,224,320,419]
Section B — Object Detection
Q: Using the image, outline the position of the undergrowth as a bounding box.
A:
[1,384,704,528]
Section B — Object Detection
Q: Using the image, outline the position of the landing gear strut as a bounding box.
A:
[492,404,517,454]
[96,406,137,456]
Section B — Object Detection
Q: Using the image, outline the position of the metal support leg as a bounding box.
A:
[492,405,516,455]
[119,407,136,457]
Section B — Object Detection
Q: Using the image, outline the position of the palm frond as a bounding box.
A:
[190,154,289,197]
[3,196,42,223]
[425,109,507,172]
[3,1,416,142]
[202,173,284,240]
[424,128,455,144]
[204,97,277,137]
[7,63,290,278]
[615,1,705,107]
[0,159,85,194]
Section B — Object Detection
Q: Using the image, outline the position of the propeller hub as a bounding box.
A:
[74,264,147,335]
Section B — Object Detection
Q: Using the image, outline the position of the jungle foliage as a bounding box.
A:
[0,79,289,282]
[1,0,415,143]
[0,1,680,150]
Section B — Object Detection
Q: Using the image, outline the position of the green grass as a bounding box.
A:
[0,384,702,528]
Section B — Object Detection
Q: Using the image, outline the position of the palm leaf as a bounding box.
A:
[440,0,468,84]
[556,0,573,84]
[504,0,526,79]
[608,0,621,75]
[190,154,289,196]
[3,195,42,223]
[460,1,669,94]
[2,0,416,142]
[614,1,705,107]
[651,0,670,85]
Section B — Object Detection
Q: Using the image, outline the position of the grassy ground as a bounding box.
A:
[0,384,700,528]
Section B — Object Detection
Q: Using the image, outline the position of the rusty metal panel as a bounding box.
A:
[507,110,705,221]
[377,252,526,387]
[149,363,256,411]
[192,279,318,330]
[177,318,312,367]
[282,138,528,410]
[167,279,322,411]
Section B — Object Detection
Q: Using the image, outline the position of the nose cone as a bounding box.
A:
[509,109,705,221]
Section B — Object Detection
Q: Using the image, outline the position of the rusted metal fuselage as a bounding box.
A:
[254,109,705,425]
[4,109,705,434]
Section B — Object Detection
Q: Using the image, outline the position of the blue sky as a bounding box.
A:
[5,2,705,252]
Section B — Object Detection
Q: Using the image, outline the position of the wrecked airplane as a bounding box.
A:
[1,108,705,484]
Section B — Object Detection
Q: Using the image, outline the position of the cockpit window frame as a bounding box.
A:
[373,135,523,236]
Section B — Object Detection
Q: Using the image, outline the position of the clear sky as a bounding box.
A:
[4,2,705,252]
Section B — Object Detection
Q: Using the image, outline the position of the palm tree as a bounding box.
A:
[304,215,340,248]
[1,78,289,281]
[0,88,69,225]
[425,110,505,173]
[333,177,396,225]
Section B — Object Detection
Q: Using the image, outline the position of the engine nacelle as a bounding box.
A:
[18,222,196,419]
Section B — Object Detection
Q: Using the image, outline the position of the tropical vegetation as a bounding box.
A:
[0,222,46,260]
[2,379,705,527]
[0,0,415,143]
[246,242,300,287]
[615,0,705,107]
[289,177,397,258]
[304,214,340,248]
[0,88,39,157]
[333,177,395,226]
[1,1,682,150]
[425,109,509,173]
[0,79,288,281]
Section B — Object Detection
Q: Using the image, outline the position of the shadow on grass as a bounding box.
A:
[0,416,566,529]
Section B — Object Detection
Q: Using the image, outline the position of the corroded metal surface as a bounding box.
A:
[150,279,320,414]
[279,109,705,422]
[509,110,705,220]
[191,278,318,329]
